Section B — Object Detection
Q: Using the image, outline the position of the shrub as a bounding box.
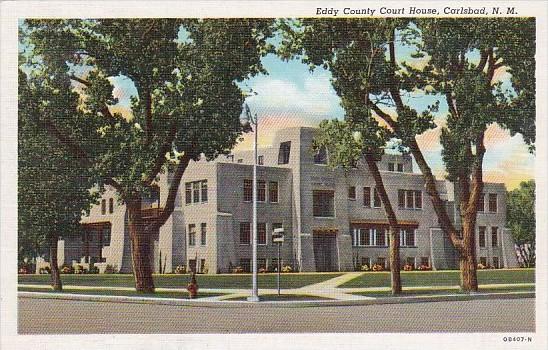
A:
[403,264,414,271]
[258,267,267,273]
[104,264,118,274]
[174,265,187,274]
[232,266,244,273]
[281,265,292,273]
[360,264,370,271]
[372,264,384,272]
[418,264,432,271]
[89,265,99,274]
[477,263,487,269]
[60,265,73,274]
[74,265,85,274]
[39,266,51,274]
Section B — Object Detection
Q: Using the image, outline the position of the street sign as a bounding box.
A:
[273,228,284,243]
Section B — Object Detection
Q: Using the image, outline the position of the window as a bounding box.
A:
[348,186,356,200]
[478,193,485,212]
[314,146,328,164]
[237,158,243,163]
[258,258,266,270]
[420,257,429,267]
[363,187,371,207]
[377,257,386,268]
[102,227,111,247]
[188,224,196,246]
[257,180,266,202]
[397,163,404,172]
[201,181,208,202]
[200,223,207,246]
[398,190,422,209]
[406,257,416,267]
[313,190,335,217]
[243,179,252,202]
[200,259,206,273]
[388,162,395,171]
[278,141,291,164]
[109,198,114,214]
[185,183,192,204]
[269,182,279,203]
[101,199,106,215]
[492,257,500,269]
[258,223,266,245]
[373,188,381,208]
[227,154,234,162]
[400,229,416,247]
[189,259,196,272]
[491,227,498,247]
[398,190,406,208]
[488,193,497,212]
[240,222,251,245]
[375,229,386,246]
[414,191,422,209]
[185,180,208,204]
[192,182,200,203]
[359,229,371,246]
[478,226,486,248]
[239,258,251,273]
[258,155,264,165]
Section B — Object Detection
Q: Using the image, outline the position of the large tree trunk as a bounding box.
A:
[364,154,402,294]
[49,238,62,291]
[127,199,155,293]
[459,216,479,292]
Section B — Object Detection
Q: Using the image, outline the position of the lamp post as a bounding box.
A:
[243,104,260,302]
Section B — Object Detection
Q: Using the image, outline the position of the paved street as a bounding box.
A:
[18,296,535,333]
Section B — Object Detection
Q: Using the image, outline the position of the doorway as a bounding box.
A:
[313,232,337,272]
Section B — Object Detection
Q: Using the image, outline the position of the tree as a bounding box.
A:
[279,19,410,294]
[507,180,535,267]
[18,69,97,290]
[22,19,274,292]
[279,18,535,292]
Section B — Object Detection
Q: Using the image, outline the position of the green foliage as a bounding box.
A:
[21,19,275,202]
[507,180,535,245]
[18,69,97,262]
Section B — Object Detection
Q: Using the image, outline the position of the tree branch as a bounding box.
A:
[143,122,179,185]
[368,100,397,131]
[145,153,193,232]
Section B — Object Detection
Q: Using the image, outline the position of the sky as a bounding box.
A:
[231,52,534,191]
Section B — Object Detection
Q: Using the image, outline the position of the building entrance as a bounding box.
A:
[312,231,337,272]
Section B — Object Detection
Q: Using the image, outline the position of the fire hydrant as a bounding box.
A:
[187,271,198,299]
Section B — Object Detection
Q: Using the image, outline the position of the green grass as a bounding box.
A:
[226,294,333,301]
[339,269,535,288]
[18,287,224,299]
[351,284,535,298]
[18,272,343,289]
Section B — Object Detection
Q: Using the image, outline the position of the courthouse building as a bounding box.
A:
[58,127,519,273]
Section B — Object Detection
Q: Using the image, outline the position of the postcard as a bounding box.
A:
[1,1,546,349]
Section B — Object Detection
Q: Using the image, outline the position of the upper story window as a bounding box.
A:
[257,181,266,202]
[348,186,356,200]
[237,158,243,163]
[101,199,106,215]
[200,223,207,246]
[185,180,208,204]
[240,222,251,245]
[258,155,264,165]
[388,163,395,171]
[269,181,279,203]
[258,223,267,245]
[243,179,252,202]
[398,189,422,209]
[227,154,234,162]
[478,226,486,248]
[313,190,334,217]
[109,198,114,214]
[373,188,382,208]
[188,224,196,246]
[491,227,498,247]
[313,146,328,165]
[278,141,291,164]
[488,193,497,212]
[397,163,404,172]
[388,162,404,172]
[363,187,371,207]
[478,193,485,212]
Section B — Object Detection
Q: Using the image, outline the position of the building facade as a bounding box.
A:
[58,127,519,273]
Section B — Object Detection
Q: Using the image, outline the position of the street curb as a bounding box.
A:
[18,291,535,309]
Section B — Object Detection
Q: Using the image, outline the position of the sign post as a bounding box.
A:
[272,228,284,296]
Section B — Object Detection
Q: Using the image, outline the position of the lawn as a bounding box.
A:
[18,286,224,299]
[18,272,343,289]
[351,284,535,298]
[339,269,535,288]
